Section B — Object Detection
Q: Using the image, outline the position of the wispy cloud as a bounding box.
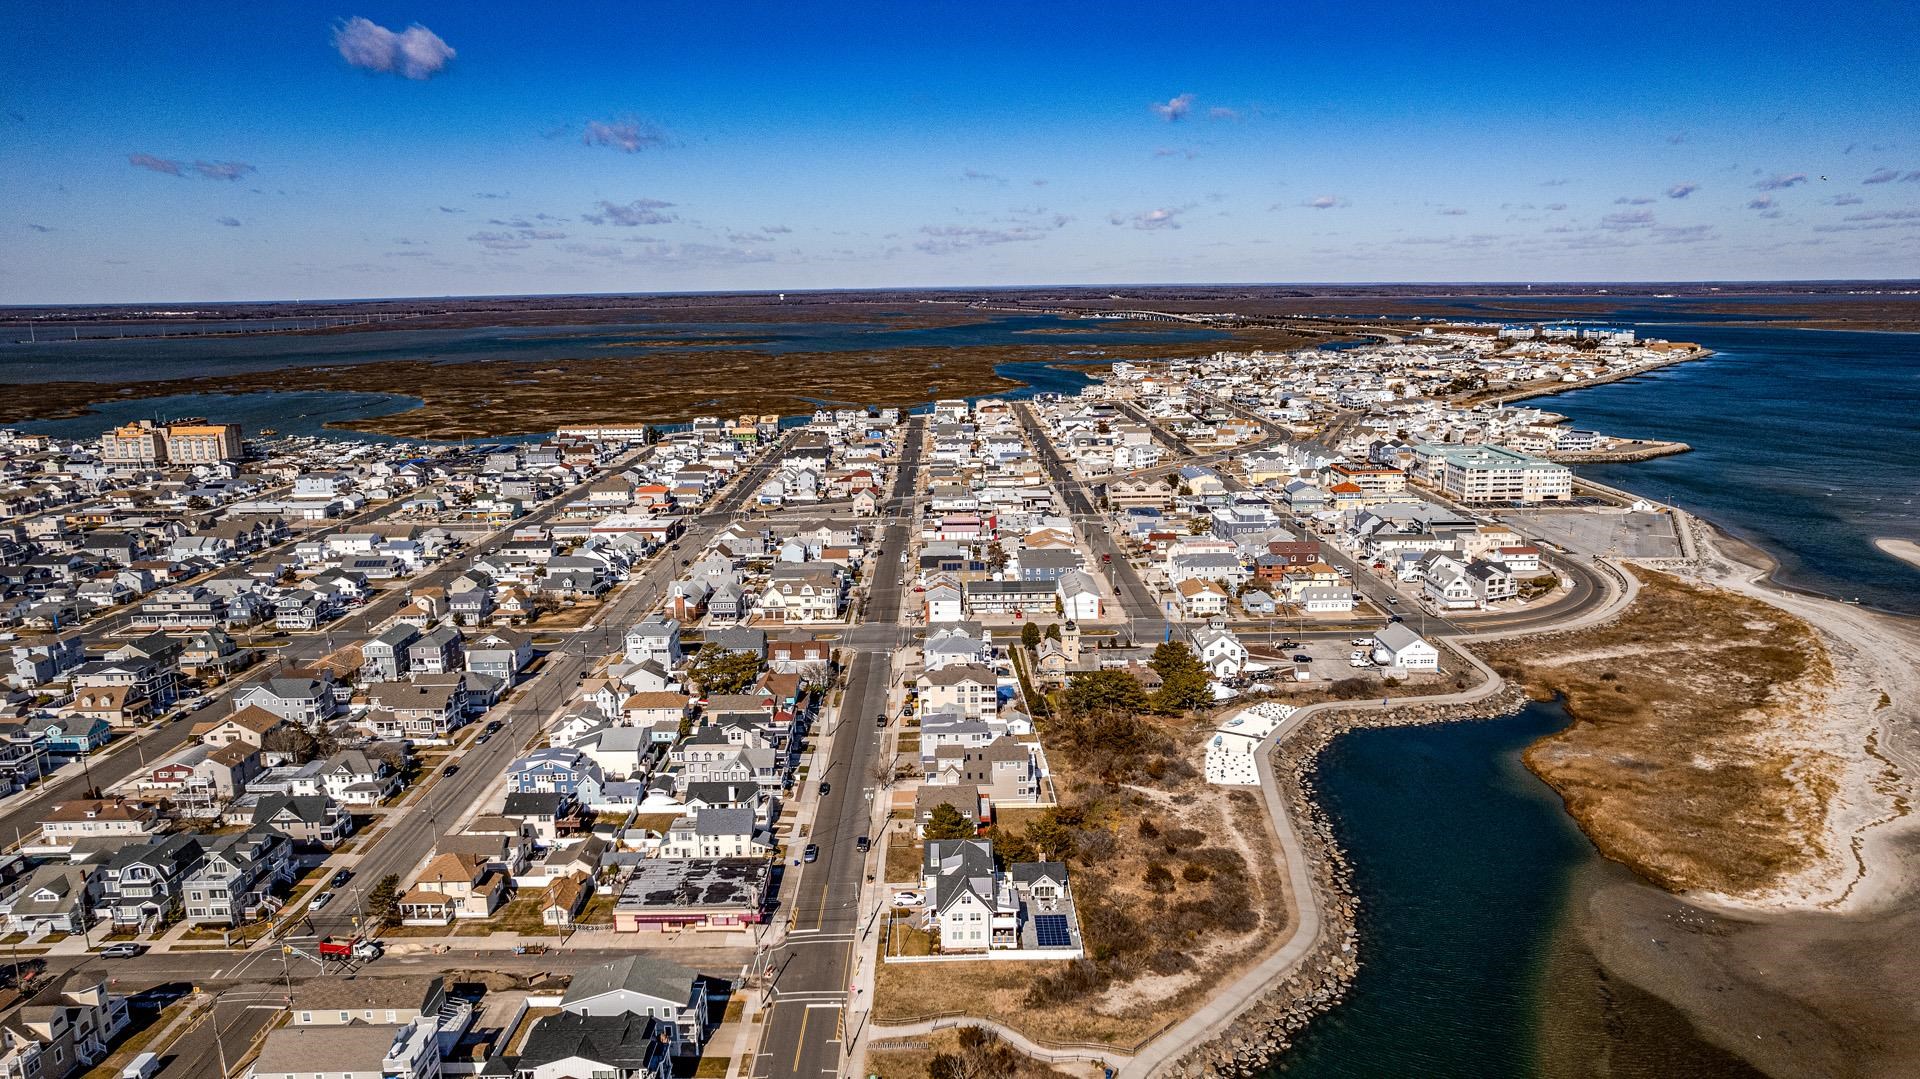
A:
[333,17,455,80]
[1110,206,1185,230]
[583,198,677,227]
[128,153,185,176]
[1614,195,1655,205]
[1149,93,1195,122]
[581,117,667,154]
[475,191,509,200]
[1152,147,1199,160]
[1753,172,1807,190]
[1539,178,1573,187]
[1600,209,1654,229]
[1862,167,1920,184]
[1746,195,1776,210]
[1207,106,1241,121]
[438,206,465,214]
[1653,224,1714,243]
[192,160,255,181]
[130,153,257,181]
[1544,203,1567,212]
[1438,208,1467,216]
[1825,193,1864,206]
[1844,209,1920,222]
[1303,195,1347,210]
[961,168,1006,183]
[915,216,1067,254]
[215,216,241,227]
[468,230,530,251]
[1666,132,1689,145]
[25,223,53,233]
[1666,182,1698,199]
[486,213,569,228]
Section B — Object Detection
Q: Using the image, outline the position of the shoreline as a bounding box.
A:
[1478,345,1714,407]
[1158,506,1920,1078]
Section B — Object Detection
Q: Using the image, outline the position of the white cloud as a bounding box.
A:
[1666,182,1698,199]
[583,199,678,227]
[1109,207,1184,230]
[1303,195,1346,210]
[332,17,455,80]
[1753,172,1807,190]
[215,217,241,227]
[1600,209,1654,229]
[1150,93,1195,122]
[582,117,667,154]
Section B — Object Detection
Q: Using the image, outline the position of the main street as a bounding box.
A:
[752,418,920,1079]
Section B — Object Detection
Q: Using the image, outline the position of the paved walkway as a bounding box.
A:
[1123,554,1637,1077]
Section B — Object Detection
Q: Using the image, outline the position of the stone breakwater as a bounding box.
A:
[1164,683,1533,1079]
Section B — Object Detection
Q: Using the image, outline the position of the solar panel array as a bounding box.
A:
[1033,914,1071,948]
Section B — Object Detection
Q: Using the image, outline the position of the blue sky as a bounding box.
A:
[3,2,1918,303]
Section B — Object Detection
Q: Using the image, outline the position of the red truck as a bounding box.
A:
[317,938,382,961]
[1101,553,1112,566]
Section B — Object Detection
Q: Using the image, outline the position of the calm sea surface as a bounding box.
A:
[1533,322,1920,615]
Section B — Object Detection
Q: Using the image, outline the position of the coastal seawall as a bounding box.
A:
[1486,346,1713,407]
[1161,684,1533,1079]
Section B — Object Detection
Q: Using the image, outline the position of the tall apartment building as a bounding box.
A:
[163,422,243,464]
[100,421,167,467]
[97,419,242,468]
[1413,443,1572,504]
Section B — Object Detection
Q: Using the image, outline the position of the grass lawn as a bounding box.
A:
[884,834,921,883]
[575,895,615,926]
[459,899,561,936]
[80,999,191,1079]
[630,812,680,833]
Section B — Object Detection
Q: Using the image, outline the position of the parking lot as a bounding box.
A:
[1505,508,1683,559]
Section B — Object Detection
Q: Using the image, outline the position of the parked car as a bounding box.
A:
[803,844,819,863]
[818,781,831,796]
[309,891,334,912]
[99,943,144,959]
[875,713,887,728]
[856,835,871,853]
[475,733,492,745]
[331,868,352,888]
[443,764,459,776]
[1386,596,1401,605]
[1348,651,1368,662]
[890,890,923,908]
[1351,638,1373,647]
[1292,653,1313,664]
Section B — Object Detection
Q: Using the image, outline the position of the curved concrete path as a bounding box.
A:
[1125,554,1637,1077]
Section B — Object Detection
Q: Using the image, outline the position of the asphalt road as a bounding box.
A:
[1013,402,1172,643]
[753,419,920,1079]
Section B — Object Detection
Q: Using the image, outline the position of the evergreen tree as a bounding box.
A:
[923,801,976,841]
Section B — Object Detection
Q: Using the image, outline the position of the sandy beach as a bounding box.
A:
[1876,536,1920,573]
[1554,516,1920,1077]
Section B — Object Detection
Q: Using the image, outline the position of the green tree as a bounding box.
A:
[1188,516,1212,536]
[1063,669,1149,717]
[688,647,761,695]
[1149,641,1212,714]
[366,873,401,927]
[1045,623,1062,642]
[1021,622,1042,650]
[923,801,976,841]
[1023,811,1075,863]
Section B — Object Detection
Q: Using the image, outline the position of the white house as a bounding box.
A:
[1373,623,1440,673]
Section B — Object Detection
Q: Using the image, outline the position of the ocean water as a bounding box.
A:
[1534,323,1920,615]
[1266,706,1589,1078]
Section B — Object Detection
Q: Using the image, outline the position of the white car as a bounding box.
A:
[1350,638,1372,647]
[1349,659,1371,669]
[890,890,923,908]
[1348,651,1368,662]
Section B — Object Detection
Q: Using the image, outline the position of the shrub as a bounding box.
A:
[1330,677,1372,700]
[1181,862,1212,883]
[1136,818,1160,839]
[1144,862,1175,893]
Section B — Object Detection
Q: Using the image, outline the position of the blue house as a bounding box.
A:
[506,746,606,798]
[35,714,112,755]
